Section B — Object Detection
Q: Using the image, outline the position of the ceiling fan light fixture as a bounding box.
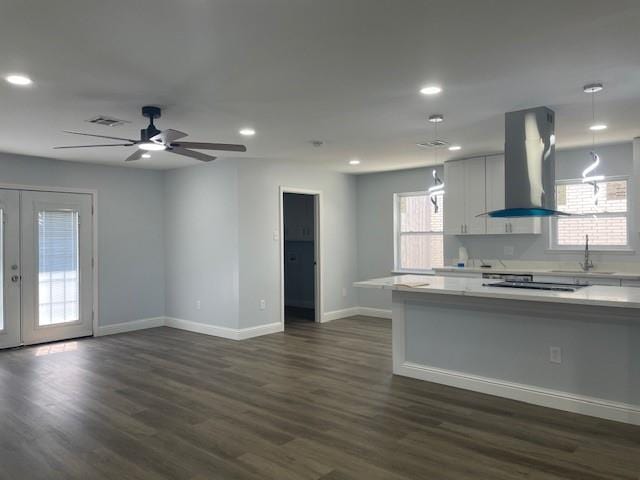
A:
[139,142,166,151]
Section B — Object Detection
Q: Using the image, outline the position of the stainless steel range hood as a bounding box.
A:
[486,106,567,217]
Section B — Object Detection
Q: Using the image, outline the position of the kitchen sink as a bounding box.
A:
[550,270,616,275]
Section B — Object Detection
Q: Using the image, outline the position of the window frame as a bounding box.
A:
[548,175,633,252]
[393,191,444,273]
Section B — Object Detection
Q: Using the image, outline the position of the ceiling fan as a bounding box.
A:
[54,106,247,162]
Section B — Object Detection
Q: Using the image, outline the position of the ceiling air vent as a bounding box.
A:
[417,139,449,148]
[85,115,130,127]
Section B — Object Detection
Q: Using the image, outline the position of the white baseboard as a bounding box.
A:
[322,306,392,323]
[322,307,360,323]
[96,317,165,336]
[165,317,283,341]
[397,361,640,426]
[357,307,392,319]
[236,322,283,340]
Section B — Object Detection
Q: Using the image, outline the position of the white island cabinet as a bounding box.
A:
[355,275,640,426]
[445,154,540,235]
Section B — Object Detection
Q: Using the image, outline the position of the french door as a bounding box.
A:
[0,189,93,349]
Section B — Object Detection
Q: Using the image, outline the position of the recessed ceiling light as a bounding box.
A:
[5,74,32,86]
[139,142,166,151]
[448,145,461,151]
[583,83,603,93]
[428,114,444,123]
[420,85,442,95]
[589,124,607,131]
[349,159,361,165]
[141,153,151,159]
[239,128,256,136]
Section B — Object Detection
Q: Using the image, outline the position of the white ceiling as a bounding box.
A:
[1,0,639,172]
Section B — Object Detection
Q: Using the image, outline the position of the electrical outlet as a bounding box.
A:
[549,346,562,364]
[503,245,515,256]
[259,299,266,310]
[195,300,201,310]
[342,287,347,297]
[273,230,279,241]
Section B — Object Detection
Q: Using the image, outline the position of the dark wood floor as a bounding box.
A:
[1,317,639,480]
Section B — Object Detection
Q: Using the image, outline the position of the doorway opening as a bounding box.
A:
[280,188,321,327]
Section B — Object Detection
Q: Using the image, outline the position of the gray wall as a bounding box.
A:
[163,159,359,330]
[355,165,444,310]
[0,152,165,326]
[163,161,240,328]
[355,143,638,309]
[236,160,358,328]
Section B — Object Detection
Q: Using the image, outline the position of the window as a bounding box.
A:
[38,210,80,325]
[550,177,630,250]
[394,192,444,272]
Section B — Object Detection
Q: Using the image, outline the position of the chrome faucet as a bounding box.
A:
[580,234,595,272]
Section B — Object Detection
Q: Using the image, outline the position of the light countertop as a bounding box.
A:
[355,275,640,309]
[433,266,640,280]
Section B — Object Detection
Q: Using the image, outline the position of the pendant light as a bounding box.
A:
[582,83,605,205]
[427,114,445,212]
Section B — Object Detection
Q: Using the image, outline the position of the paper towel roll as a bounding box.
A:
[458,246,468,264]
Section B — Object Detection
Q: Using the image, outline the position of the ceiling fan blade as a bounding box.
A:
[63,130,139,143]
[170,147,217,162]
[125,150,144,162]
[54,143,134,149]
[150,129,188,145]
[170,141,246,152]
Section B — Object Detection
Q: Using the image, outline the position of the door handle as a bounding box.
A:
[11,275,20,283]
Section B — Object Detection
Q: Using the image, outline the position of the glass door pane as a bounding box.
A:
[38,210,79,326]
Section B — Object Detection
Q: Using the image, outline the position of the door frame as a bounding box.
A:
[279,186,323,327]
[0,183,99,337]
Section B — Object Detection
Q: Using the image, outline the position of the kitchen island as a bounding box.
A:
[355,275,640,425]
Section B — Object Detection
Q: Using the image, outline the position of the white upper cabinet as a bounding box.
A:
[444,158,486,235]
[443,160,467,234]
[464,157,487,234]
[445,154,540,236]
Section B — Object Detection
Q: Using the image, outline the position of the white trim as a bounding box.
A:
[322,306,392,323]
[279,187,323,328]
[357,307,392,319]
[165,317,282,340]
[396,361,640,426]
[0,183,99,339]
[322,307,360,323]
[96,317,165,336]
[236,322,283,340]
